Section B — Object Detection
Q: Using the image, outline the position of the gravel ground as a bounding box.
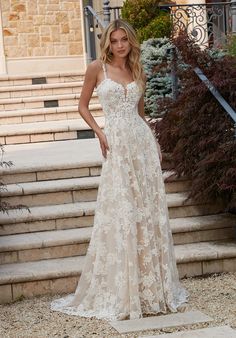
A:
[0,272,236,338]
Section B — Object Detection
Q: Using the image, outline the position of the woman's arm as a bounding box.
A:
[138,94,162,163]
[79,61,103,137]
[79,60,109,158]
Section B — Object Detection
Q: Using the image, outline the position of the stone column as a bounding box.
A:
[0,6,6,74]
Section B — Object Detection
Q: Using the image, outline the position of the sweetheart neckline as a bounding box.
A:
[96,78,136,92]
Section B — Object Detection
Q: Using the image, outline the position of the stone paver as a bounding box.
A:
[140,325,236,338]
[109,310,213,334]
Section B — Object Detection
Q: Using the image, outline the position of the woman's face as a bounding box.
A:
[109,28,131,58]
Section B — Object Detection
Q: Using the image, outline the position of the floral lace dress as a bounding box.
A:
[50,63,188,321]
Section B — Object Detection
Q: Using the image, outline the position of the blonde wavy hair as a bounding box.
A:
[100,19,145,92]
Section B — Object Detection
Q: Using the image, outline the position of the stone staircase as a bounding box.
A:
[0,72,103,144]
[0,72,235,304]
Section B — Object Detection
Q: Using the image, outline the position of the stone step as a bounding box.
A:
[171,213,235,244]
[0,81,84,100]
[0,139,103,182]
[1,172,192,207]
[1,162,102,185]
[2,176,100,206]
[0,139,172,184]
[1,164,179,190]
[0,200,231,236]
[0,256,84,303]
[0,71,85,86]
[164,173,190,194]
[177,240,236,278]
[140,326,236,338]
[0,103,102,125]
[0,214,235,264]
[0,92,98,112]
[0,117,105,145]
[0,201,96,236]
[0,227,92,264]
[1,167,224,212]
[0,239,236,303]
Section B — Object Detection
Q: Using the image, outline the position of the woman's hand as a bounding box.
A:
[98,131,110,159]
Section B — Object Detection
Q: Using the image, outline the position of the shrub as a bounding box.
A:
[151,33,236,205]
[122,0,161,30]
[137,12,172,42]
[121,0,172,43]
[141,38,174,117]
[141,36,228,117]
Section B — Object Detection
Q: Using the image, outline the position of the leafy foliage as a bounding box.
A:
[137,12,172,42]
[151,33,236,205]
[122,0,161,30]
[121,0,172,43]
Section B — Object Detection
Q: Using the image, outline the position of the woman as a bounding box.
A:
[51,19,188,321]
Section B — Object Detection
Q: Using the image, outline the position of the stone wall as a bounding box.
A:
[1,0,83,58]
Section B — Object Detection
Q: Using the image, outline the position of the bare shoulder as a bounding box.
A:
[83,60,103,89]
[86,59,102,76]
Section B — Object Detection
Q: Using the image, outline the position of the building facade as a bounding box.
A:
[0,0,124,75]
[0,0,87,75]
[0,0,232,75]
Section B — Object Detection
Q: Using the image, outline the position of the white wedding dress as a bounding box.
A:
[51,63,188,321]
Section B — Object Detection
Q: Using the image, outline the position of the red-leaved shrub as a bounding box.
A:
[151,33,236,206]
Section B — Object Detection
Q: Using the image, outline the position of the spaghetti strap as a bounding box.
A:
[101,61,107,79]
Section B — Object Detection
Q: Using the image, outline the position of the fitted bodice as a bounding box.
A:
[96,76,142,121]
